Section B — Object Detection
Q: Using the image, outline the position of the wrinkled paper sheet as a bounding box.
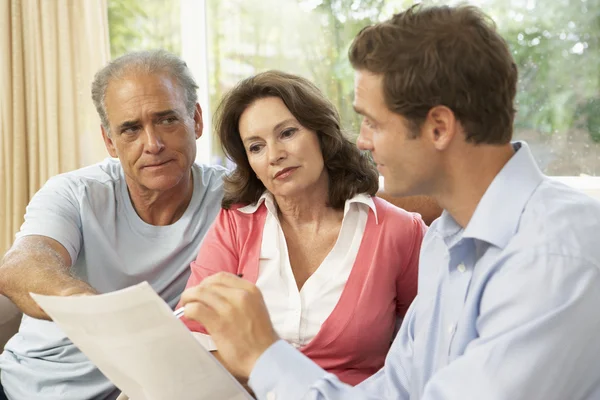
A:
[31,282,251,400]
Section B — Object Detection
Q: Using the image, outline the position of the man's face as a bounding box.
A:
[101,72,202,195]
[353,70,438,197]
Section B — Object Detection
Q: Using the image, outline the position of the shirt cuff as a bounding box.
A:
[249,339,327,400]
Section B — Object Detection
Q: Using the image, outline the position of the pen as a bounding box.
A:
[173,273,243,319]
[173,307,185,319]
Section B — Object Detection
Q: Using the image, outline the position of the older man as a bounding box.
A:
[181,4,600,400]
[0,50,226,399]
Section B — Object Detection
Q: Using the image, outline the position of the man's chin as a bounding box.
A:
[137,175,185,193]
[382,182,412,198]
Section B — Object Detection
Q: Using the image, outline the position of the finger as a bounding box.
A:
[183,299,217,325]
[194,286,235,316]
[180,281,244,307]
[205,284,266,314]
[180,285,203,306]
[182,286,231,323]
[199,272,256,292]
[184,285,247,320]
[184,287,251,334]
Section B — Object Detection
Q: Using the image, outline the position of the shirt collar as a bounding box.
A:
[237,191,378,224]
[346,193,379,224]
[461,141,545,248]
[238,191,278,216]
[432,209,463,248]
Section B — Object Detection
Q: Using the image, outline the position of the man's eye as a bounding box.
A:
[122,126,140,134]
[160,117,177,125]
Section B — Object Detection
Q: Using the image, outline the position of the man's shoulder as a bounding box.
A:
[38,158,122,199]
[514,178,600,263]
[191,162,228,186]
[523,177,600,229]
[49,158,123,187]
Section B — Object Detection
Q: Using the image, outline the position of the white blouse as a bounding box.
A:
[238,192,378,348]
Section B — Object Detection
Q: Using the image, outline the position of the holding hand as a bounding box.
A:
[180,272,279,379]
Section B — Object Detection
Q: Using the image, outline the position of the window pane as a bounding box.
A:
[108,0,181,59]
[206,0,600,175]
[107,0,599,175]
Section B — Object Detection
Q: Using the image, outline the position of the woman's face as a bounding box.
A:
[238,96,328,199]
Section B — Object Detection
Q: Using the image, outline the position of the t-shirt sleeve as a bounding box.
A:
[15,175,83,266]
[179,208,239,333]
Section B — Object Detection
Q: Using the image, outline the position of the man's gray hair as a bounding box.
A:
[91,49,199,134]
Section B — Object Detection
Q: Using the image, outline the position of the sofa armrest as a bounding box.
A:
[0,295,21,350]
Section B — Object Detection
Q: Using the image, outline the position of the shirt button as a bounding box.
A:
[448,324,455,334]
[266,392,277,400]
[457,263,466,273]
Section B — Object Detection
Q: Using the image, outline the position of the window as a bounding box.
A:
[109,0,600,176]
[108,0,181,58]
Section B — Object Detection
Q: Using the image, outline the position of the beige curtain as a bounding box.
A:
[0,0,110,256]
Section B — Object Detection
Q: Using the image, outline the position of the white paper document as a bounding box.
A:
[31,282,252,400]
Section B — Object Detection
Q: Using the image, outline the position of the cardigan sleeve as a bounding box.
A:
[178,208,240,332]
[396,213,427,317]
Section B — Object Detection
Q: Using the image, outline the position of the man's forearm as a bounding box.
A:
[0,237,96,319]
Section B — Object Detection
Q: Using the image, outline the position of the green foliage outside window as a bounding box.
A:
[108,0,600,175]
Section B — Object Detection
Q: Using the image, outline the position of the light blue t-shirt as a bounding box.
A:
[0,158,227,400]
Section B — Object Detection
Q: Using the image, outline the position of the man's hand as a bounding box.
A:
[29,286,97,320]
[57,286,98,297]
[180,272,279,379]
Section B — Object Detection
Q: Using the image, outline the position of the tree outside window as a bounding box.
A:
[109,0,600,175]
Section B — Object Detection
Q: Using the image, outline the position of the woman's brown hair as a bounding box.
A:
[215,70,379,209]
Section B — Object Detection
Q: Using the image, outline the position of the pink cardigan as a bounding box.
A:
[180,197,426,385]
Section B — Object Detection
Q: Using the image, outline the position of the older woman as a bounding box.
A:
[179,71,426,386]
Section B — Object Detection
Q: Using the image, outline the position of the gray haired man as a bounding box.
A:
[0,50,226,400]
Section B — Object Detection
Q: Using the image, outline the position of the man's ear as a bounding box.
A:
[101,126,118,158]
[193,103,203,140]
[422,106,458,151]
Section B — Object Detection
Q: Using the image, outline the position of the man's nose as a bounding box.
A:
[144,126,165,154]
[356,127,373,151]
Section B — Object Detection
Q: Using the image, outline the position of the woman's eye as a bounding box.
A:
[281,128,297,138]
[248,144,262,153]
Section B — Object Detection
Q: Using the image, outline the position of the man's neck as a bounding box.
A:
[435,143,515,228]
[126,171,194,226]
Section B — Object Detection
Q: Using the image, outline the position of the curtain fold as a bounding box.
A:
[0,0,110,256]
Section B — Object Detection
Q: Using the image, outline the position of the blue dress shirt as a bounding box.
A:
[248,142,600,400]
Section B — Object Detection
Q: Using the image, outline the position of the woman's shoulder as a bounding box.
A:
[371,196,422,225]
[221,202,269,218]
[213,203,269,235]
[365,197,426,261]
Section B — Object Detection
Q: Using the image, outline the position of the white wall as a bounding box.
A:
[180,0,212,165]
